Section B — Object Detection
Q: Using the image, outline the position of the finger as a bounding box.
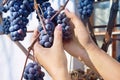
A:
[53,24,63,48]
[64,9,78,20]
[65,9,85,28]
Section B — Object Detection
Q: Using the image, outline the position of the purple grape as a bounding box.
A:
[78,0,94,19]
[29,68,36,74]
[2,17,10,34]
[42,35,49,42]
[38,19,54,48]
[24,73,28,79]
[8,0,35,41]
[44,42,51,48]
[57,12,72,41]
[24,62,45,80]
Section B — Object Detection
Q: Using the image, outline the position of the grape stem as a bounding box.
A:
[0,12,3,25]
[7,35,34,60]
[38,4,44,17]
[2,0,8,5]
[34,0,47,34]
[15,41,34,60]
[50,0,69,21]
[27,30,34,33]
[20,0,70,79]
[20,33,40,80]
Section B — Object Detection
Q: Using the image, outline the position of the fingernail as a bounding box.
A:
[57,24,62,31]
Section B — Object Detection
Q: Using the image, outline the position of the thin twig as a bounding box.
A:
[20,0,70,79]
[20,49,31,80]
[15,41,34,60]
[28,33,40,50]
[38,4,44,17]
[7,35,34,60]
[50,0,69,21]
[27,30,34,33]
[2,0,7,5]
[34,0,47,34]
[21,1,43,79]
[20,33,40,80]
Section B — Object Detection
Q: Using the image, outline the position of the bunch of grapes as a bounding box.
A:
[41,1,51,13]
[37,1,72,48]
[37,1,57,21]
[8,0,34,41]
[57,12,72,41]
[2,17,10,34]
[38,19,55,48]
[24,62,45,80]
[78,0,94,19]
[37,2,55,48]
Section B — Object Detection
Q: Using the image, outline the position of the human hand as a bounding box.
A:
[63,9,94,60]
[63,9,98,72]
[31,25,71,80]
[64,9,93,49]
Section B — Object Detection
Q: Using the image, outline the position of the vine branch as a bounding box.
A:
[50,0,69,21]
[34,0,47,33]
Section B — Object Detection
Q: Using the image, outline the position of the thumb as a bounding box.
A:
[53,24,63,47]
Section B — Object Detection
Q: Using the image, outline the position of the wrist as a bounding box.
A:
[84,41,100,54]
[84,40,96,51]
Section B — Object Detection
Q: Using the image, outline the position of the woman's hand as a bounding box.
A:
[31,25,71,80]
[63,9,99,74]
[65,9,93,49]
[64,9,94,61]
[64,9,120,80]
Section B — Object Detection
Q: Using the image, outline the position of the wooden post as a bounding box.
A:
[112,24,117,58]
[101,0,119,52]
